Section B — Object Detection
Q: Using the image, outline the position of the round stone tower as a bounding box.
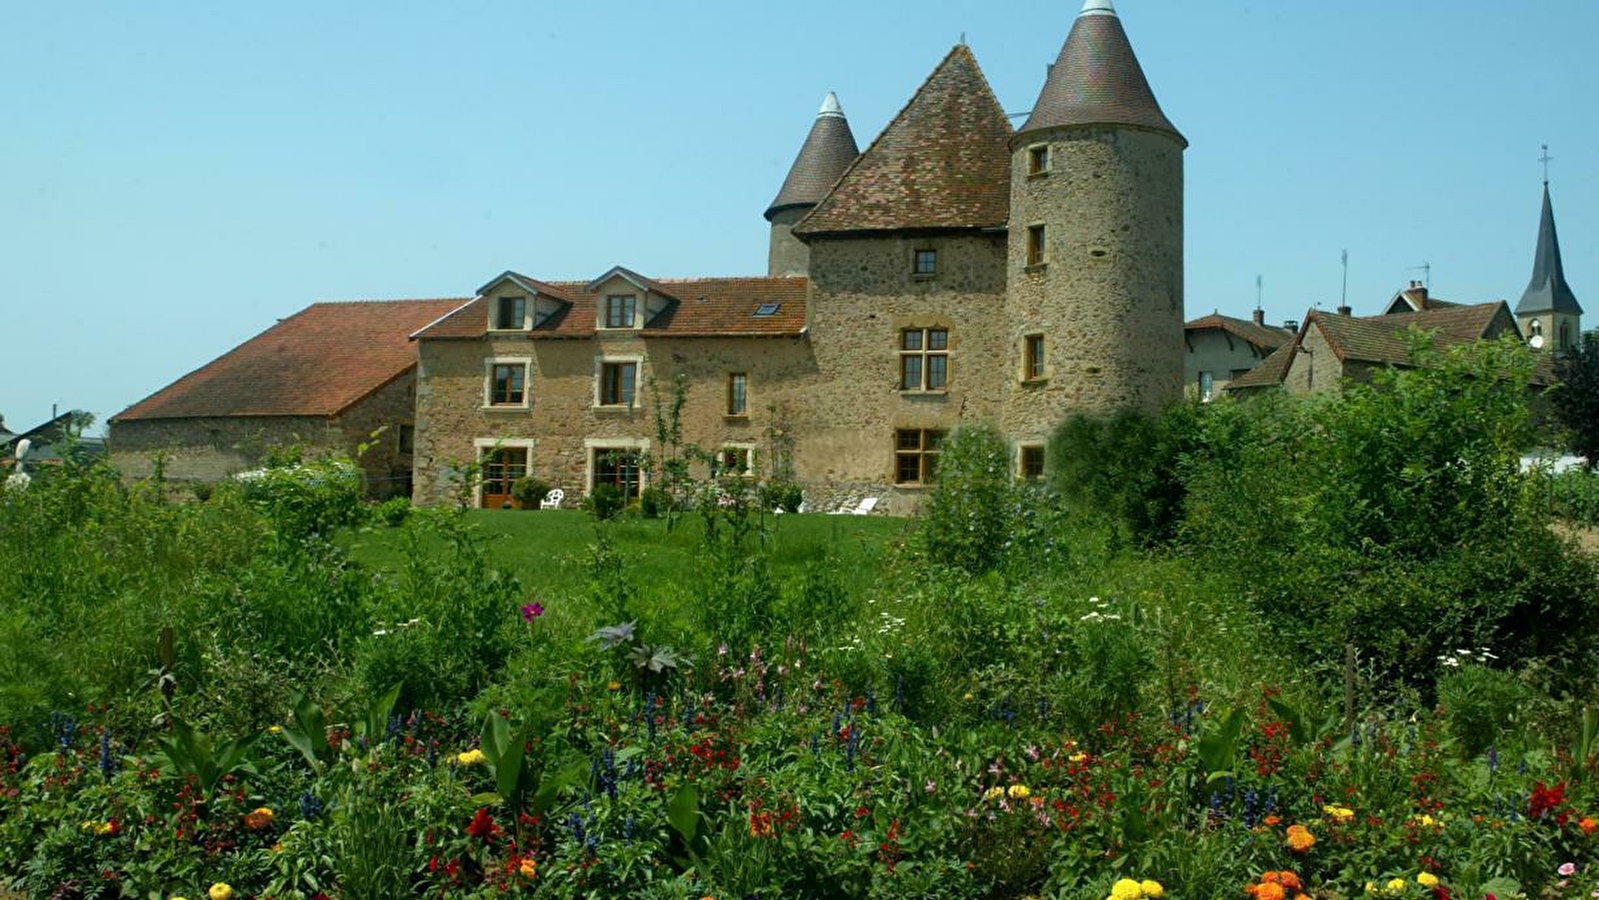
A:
[765,93,860,278]
[1004,0,1186,436]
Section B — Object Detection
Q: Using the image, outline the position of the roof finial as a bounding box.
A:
[959,31,967,46]
[1080,0,1117,17]
[818,91,844,119]
[1539,143,1552,186]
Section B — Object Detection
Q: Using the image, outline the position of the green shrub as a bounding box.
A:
[510,475,552,509]
[1049,401,1199,546]
[918,425,1013,574]
[759,478,804,513]
[1437,662,1528,757]
[373,495,411,527]
[639,485,671,518]
[584,484,625,520]
[238,453,364,540]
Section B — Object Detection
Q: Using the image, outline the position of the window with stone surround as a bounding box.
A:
[599,360,638,407]
[900,327,948,391]
[1026,224,1047,267]
[1024,333,1045,381]
[1026,144,1050,176]
[1019,443,1045,481]
[894,428,945,485]
[726,372,748,416]
[716,444,755,476]
[483,358,531,408]
[604,294,637,329]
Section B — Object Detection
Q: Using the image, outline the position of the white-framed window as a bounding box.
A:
[471,437,537,508]
[584,437,650,499]
[492,295,528,330]
[715,443,757,477]
[595,356,642,408]
[900,327,949,391]
[483,357,532,409]
[604,294,637,329]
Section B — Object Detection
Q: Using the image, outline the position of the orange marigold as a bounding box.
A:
[1285,824,1315,853]
[1278,871,1302,891]
[1579,817,1598,836]
[1253,881,1286,900]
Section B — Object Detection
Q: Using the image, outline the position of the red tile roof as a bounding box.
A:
[114,299,467,421]
[1315,303,1515,365]
[793,44,1013,236]
[1184,313,1293,351]
[415,275,807,340]
[1224,342,1296,391]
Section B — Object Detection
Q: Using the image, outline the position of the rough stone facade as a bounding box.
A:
[767,208,811,278]
[1003,126,1184,447]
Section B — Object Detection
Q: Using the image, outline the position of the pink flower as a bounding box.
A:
[924,780,937,794]
[1559,862,1577,876]
[520,601,544,621]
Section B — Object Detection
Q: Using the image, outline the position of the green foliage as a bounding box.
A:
[918,424,1014,574]
[1553,329,1599,467]
[373,495,411,527]
[153,719,260,793]
[584,482,625,520]
[1050,402,1200,545]
[510,474,552,508]
[1437,663,1529,758]
[759,477,803,513]
[331,791,414,900]
[238,452,364,540]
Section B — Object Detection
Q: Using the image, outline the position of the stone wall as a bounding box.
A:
[334,373,419,500]
[1003,126,1184,445]
[767,207,811,277]
[1283,326,1348,394]
[799,232,1008,498]
[109,415,337,483]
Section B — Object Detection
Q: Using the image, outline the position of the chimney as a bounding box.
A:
[1336,304,1352,316]
[1408,281,1428,301]
[1283,319,1299,331]
[1251,308,1265,326]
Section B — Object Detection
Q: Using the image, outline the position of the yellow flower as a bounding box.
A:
[1110,877,1143,900]
[244,807,274,830]
[519,857,537,879]
[457,748,487,766]
[983,786,1005,802]
[209,883,234,900]
[268,724,282,733]
[94,821,115,836]
[1007,784,1031,800]
[1140,879,1164,897]
[1416,872,1439,888]
[607,681,621,692]
[1323,804,1355,821]
[1412,813,1438,827]
[962,692,975,702]
[1069,752,1089,764]
[1386,878,1406,894]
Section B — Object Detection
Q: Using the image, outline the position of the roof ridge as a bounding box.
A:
[310,297,472,306]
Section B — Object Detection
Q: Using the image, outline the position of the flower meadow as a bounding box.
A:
[4,353,1599,900]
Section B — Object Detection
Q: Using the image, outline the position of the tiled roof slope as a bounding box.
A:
[1184,313,1293,350]
[1516,185,1583,315]
[1315,303,1513,365]
[1017,2,1184,145]
[794,45,1013,236]
[766,94,860,220]
[415,276,807,340]
[115,299,466,421]
[1224,342,1295,391]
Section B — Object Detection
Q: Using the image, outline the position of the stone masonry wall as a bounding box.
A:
[767,207,811,277]
[334,372,419,500]
[1283,326,1348,394]
[798,232,1008,511]
[109,415,337,483]
[1004,126,1184,446]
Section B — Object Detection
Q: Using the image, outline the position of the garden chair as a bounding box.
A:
[850,496,879,515]
[540,488,564,510]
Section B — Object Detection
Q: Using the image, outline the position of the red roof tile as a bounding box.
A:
[415,276,807,340]
[114,299,467,420]
[794,45,1013,236]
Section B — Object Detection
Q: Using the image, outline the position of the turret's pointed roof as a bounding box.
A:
[1017,0,1184,145]
[765,92,861,221]
[1516,184,1583,315]
[794,45,1013,236]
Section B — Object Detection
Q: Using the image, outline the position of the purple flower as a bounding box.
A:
[521,601,545,621]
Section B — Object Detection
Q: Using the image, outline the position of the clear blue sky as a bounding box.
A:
[3,1,1595,434]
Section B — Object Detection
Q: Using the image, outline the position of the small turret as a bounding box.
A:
[765,93,859,277]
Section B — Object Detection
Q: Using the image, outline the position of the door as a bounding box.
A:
[480,446,529,509]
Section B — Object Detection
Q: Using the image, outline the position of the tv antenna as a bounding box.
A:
[1256,273,1263,310]
[1340,249,1348,310]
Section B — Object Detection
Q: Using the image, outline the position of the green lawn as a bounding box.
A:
[340,508,911,601]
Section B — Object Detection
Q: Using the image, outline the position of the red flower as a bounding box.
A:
[1529,781,1569,825]
[466,807,501,842]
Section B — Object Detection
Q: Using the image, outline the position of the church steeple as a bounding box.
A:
[765,93,860,276]
[1015,0,1184,145]
[1516,183,1582,317]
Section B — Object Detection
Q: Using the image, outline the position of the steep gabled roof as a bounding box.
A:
[1383,285,1461,315]
[1516,184,1583,316]
[766,93,861,220]
[478,270,580,305]
[1184,313,1293,351]
[1016,0,1184,145]
[1224,342,1296,391]
[587,265,681,301]
[114,298,466,421]
[1314,303,1513,365]
[414,276,807,340]
[794,44,1013,237]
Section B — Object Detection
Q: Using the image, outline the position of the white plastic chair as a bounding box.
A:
[540,488,565,510]
[851,497,879,515]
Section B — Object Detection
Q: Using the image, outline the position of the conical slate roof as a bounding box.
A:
[1017,0,1184,146]
[765,93,860,221]
[794,44,1013,236]
[1516,184,1583,316]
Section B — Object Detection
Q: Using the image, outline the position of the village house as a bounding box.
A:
[1183,311,1294,400]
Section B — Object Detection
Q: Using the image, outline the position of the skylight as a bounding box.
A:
[753,303,780,317]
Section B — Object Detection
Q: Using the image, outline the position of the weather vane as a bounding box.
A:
[1539,144,1552,185]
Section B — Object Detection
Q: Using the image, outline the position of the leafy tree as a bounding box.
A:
[1553,329,1599,469]
[1049,402,1200,546]
[920,425,1014,574]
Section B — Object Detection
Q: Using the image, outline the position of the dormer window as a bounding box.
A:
[495,296,526,330]
[605,295,637,329]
